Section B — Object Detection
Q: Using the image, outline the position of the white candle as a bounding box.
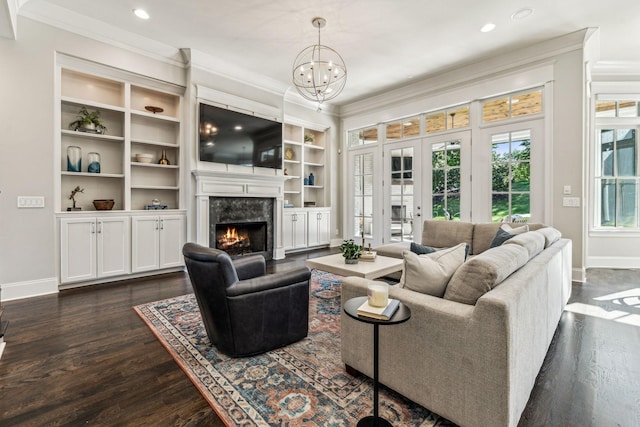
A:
[368,282,389,307]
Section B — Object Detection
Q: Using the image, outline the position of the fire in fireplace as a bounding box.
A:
[215,221,267,256]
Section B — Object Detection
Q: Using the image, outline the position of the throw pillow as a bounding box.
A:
[399,243,466,297]
[410,242,437,255]
[489,223,529,248]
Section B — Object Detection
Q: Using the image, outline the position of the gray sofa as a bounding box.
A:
[340,220,572,427]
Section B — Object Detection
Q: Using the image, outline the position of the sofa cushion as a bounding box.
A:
[535,226,562,248]
[375,241,410,259]
[489,223,529,248]
[421,220,474,251]
[410,242,437,255]
[503,230,545,259]
[399,243,467,297]
[444,244,529,305]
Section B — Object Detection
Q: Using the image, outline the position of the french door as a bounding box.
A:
[383,140,421,243]
[422,131,471,222]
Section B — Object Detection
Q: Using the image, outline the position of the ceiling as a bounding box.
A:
[12,0,640,105]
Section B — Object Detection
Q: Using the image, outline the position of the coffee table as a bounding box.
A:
[305,253,403,279]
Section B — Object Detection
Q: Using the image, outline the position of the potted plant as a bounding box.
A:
[339,239,362,264]
[69,106,107,134]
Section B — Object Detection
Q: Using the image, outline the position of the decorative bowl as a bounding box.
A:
[135,153,154,163]
[93,199,115,210]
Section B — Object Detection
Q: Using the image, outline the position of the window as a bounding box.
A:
[386,116,420,140]
[432,141,461,220]
[597,128,638,227]
[491,130,531,222]
[353,153,374,237]
[596,100,640,118]
[348,126,378,147]
[483,89,542,122]
[425,106,470,134]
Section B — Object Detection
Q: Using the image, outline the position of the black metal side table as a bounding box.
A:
[344,296,411,427]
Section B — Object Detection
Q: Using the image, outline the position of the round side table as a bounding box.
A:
[344,296,411,427]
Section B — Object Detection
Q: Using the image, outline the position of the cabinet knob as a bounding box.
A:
[160,219,164,230]
[91,223,95,234]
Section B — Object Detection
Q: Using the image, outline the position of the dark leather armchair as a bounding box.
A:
[182,243,311,357]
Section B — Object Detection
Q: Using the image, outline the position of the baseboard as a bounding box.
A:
[572,268,586,283]
[586,255,640,270]
[1,277,59,302]
[330,238,342,247]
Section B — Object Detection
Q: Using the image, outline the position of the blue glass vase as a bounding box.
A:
[309,172,315,186]
[67,146,81,172]
[87,152,101,173]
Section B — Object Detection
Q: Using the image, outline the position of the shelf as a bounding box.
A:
[131,109,180,122]
[131,162,179,169]
[284,175,300,179]
[62,172,125,178]
[304,144,325,151]
[61,96,125,113]
[304,185,324,189]
[304,161,324,167]
[61,129,125,142]
[284,159,301,164]
[284,140,302,146]
[284,190,301,194]
[131,138,179,148]
[131,185,179,190]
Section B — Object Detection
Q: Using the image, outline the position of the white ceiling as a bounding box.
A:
[13,0,640,105]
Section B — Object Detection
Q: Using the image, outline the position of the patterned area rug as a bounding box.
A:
[134,270,450,426]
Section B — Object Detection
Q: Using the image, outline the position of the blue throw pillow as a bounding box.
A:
[410,242,437,255]
[490,228,515,248]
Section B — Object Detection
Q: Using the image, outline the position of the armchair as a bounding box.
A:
[182,243,311,357]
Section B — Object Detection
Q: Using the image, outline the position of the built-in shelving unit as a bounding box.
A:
[283,123,327,208]
[58,68,182,212]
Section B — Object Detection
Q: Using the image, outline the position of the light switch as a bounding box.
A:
[563,185,571,195]
[17,196,45,208]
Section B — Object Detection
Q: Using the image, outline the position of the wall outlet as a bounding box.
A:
[17,196,45,208]
[562,197,580,207]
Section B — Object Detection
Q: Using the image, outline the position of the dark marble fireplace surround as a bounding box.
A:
[209,197,275,260]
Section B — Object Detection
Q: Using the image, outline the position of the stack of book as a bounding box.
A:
[360,250,377,262]
[357,298,400,320]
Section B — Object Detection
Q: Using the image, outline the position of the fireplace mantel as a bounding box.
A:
[193,170,286,259]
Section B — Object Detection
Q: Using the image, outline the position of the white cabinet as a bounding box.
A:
[307,209,331,247]
[60,216,130,284]
[131,214,185,273]
[283,210,307,251]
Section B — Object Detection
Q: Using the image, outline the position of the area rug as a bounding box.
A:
[134,270,451,426]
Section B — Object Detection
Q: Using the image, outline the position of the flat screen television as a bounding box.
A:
[199,103,282,169]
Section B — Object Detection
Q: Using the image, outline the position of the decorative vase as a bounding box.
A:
[67,146,82,172]
[309,172,315,186]
[87,152,101,173]
[345,258,359,265]
[304,177,309,185]
[158,149,170,165]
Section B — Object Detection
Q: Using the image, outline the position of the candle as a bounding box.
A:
[367,282,389,307]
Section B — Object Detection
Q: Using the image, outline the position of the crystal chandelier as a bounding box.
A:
[292,17,347,105]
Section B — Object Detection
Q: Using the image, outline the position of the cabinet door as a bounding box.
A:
[131,216,160,273]
[316,210,331,245]
[308,210,331,247]
[60,218,97,283]
[97,217,130,278]
[283,211,307,250]
[159,215,185,269]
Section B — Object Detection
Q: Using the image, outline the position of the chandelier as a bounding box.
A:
[292,17,347,105]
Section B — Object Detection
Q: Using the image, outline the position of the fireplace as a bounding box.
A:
[215,222,267,256]
[209,196,275,260]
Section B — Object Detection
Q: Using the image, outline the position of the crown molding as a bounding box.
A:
[1,0,18,39]
[339,29,592,118]
[18,2,185,68]
[591,61,640,78]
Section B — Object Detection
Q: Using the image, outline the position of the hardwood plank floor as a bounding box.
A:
[1,250,638,426]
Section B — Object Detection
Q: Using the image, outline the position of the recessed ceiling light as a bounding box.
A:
[480,23,496,33]
[133,9,150,20]
[234,125,243,131]
[511,8,533,20]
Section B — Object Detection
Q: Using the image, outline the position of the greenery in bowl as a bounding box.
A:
[339,239,362,260]
[69,106,107,133]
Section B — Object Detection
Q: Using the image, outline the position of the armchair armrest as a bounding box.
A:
[232,255,266,280]
[227,267,311,297]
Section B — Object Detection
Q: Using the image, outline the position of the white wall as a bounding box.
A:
[339,31,588,280]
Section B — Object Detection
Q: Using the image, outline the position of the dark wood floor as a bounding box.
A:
[1,249,639,426]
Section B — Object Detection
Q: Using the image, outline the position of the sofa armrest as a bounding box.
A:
[227,267,311,297]
[373,242,410,259]
[232,255,266,280]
